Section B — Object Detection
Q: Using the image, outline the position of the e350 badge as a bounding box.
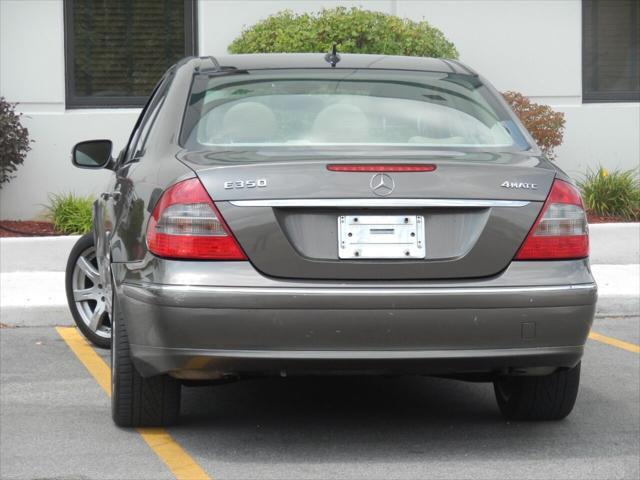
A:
[224,179,268,189]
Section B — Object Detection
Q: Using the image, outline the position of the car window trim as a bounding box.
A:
[119,70,174,168]
[179,69,532,152]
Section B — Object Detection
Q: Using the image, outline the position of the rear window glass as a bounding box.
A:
[181,70,529,150]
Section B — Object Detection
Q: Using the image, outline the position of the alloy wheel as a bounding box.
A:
[71,246,111,339]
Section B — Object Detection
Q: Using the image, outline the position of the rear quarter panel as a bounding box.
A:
[107,59,198,263]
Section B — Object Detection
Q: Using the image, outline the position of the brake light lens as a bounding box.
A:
[515,179,588,260]
[146,178,246,260]
[327,164,436,172]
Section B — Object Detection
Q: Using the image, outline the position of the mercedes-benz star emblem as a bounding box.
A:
[370,173,395,196]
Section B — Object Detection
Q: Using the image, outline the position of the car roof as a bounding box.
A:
[193,53,476,76]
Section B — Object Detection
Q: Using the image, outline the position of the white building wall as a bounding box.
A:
[1,0,638,219]
[397,0,583,97]
[0,0,139,220]
[398,0,640,175]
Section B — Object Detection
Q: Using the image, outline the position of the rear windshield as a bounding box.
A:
[181,70,529,151]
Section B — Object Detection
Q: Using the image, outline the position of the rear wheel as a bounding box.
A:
[65,233,111,349]
[111,292,181,427]
[493,362,581,421]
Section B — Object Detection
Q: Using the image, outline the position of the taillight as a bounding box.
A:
[327,164,436,172]
[146,178,246,260]
[515,179,588,260]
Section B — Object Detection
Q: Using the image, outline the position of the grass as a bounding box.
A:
[578,167,640,221]
[45,193,93,235]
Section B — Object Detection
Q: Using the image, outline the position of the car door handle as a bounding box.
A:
[101,192,121,201]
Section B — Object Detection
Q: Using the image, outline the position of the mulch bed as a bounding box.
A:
[0,220,62,237]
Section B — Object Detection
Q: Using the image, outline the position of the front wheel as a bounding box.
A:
[111,292,181,427]
[493,362,581,421]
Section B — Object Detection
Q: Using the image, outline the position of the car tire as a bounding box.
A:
[111,292,181,427]
[65,232,111,349]
[493,362,581,421]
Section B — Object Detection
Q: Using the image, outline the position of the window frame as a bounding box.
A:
[582,0,640,103]
[63,0,197,109]
[180,70,533,153]
[117,69,174,169]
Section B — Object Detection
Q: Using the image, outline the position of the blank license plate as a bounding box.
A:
[338,215,425,259]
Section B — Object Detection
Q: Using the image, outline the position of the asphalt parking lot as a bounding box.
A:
[1,312,638,480]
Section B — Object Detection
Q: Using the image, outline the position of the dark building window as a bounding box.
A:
[583,0,639,103]
[64,0,197,108]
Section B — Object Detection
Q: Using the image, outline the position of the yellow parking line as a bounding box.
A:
[56,326,112,394]
[56,327,211,480]
[589,331,640,354]
[137,428,211,480]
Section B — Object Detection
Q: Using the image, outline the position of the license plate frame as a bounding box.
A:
[338,215,425,259]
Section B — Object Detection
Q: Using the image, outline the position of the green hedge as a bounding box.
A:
[228,7,458,59]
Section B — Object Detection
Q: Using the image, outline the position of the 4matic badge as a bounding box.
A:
[501,181,538,190]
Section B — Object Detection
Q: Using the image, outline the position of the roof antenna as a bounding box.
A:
[324,42,341,68]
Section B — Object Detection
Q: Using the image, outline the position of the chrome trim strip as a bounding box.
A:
[126,282,596,297]
[227,198,530,208]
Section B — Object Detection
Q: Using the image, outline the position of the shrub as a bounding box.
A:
[578,167,640,221]
[503,91,565,160]
[0,97,31,187]
[45,193,94,235]
[228,7,458,59]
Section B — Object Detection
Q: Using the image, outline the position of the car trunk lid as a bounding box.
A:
[180,150,555,280]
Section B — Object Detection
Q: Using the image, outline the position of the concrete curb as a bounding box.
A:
[0,306,73,327]
[0,223,637,272]
[2,297,636,328]
[1,225,637,326]
[0,271,74,327]
[588,223,639,265]
[1,266,637,327]
[595,297,640,317]
[0,235,80,272]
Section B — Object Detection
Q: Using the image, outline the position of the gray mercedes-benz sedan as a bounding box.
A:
[71,53,596,427]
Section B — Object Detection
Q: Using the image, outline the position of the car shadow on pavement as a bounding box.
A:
[172,375,578,463]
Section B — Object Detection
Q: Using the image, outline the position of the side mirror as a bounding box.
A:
[72,140,113,169]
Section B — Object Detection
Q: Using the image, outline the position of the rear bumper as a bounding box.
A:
[130,345,585,379]
[113,259,597,378]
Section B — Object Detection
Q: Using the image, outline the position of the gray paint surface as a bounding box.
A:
[115,259,595,377]
[81,55,596,380]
